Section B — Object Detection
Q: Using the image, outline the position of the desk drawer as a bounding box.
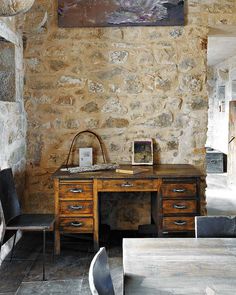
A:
[60,201,93,215]
[60,217,93,233]
[59,182,93,199]
[163,200,197,214]
[162,183,196,198]
[98,179,157,191]
[163,217,194,231]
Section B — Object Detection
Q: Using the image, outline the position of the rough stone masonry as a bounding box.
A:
[21,0,236,228]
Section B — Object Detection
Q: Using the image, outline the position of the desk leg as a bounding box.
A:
[151,192,158,237]
[55,229,61,255]
[54,178,61,255]
[93,179,99,251]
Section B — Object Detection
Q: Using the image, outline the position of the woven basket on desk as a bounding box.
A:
[63,130,118,173]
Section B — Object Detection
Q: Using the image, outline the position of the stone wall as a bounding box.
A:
[0,16,26,263]
[23,0,236,229]
[0,16,26,196]
[207,55,236,154]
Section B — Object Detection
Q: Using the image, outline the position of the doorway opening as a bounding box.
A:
[206,25,236,215]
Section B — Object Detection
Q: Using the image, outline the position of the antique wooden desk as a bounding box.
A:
[52,164,202,255]
[123,238,236,294]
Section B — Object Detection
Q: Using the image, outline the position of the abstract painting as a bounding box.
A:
[58,0,185,28]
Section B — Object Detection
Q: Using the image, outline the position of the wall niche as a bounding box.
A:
[0,36,15,102]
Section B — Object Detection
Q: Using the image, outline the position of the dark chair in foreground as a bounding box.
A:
[0,201,6,255]
[195,216,236,238]
[0,168,55,280]
[89,247,115,295]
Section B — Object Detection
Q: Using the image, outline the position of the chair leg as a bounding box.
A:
[10,233,16,262]
[43,229,46,281]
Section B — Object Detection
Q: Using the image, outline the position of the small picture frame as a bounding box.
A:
[132,139,153,166]
[79,148,93,167]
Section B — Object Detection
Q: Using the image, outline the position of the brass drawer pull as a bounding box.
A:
[173,204,187,210]
[121,182,134,188]
[70,222,83,227]
[69,188,83,193]
[68,205,83,210]
[172,189,186,193]
[174,220,187,226]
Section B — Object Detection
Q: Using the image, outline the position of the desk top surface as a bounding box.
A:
[123,238,236,294]
[52,164,203,180]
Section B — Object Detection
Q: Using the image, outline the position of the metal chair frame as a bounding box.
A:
[89,247,115,295]
[0,168,55,280]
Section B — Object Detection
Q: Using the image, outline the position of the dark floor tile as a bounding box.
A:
[80,277,91,295]
[23,254,90,282]
[109,259,123,294]
[0,260,34,293]
[1,232,123,294]
[15,279,83,295]
[107,246,122,257]
[5,232,53,261]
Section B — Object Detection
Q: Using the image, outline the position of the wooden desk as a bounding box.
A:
[123,238,236,294]
[52,164,202,255]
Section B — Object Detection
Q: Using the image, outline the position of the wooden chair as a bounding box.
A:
[195,216,236,238]
[0,168,55,280]
[89,247,115,295]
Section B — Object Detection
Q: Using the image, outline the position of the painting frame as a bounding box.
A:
[58,0,185,28]
[132,139,153,166]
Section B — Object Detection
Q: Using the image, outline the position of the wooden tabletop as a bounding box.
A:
[52,164,203,179]
[123,238,236,294]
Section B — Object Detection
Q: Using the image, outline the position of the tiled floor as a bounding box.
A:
[206,173,236,215]
[0,231,124,295]
[1,173,236,295]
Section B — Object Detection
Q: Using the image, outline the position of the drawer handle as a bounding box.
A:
[69,188,83,193]
[172,189,186,193]
[70,222,83,227]
[121,182,134,188]
[173,204,187,210]
[210,160,217,164]
[68,205,83,211]
[174,220,187,226]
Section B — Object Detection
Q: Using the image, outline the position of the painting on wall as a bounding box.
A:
[132,139,153,165]
[58,0,185,28]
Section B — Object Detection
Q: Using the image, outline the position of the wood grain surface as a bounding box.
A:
[123,238,236,294]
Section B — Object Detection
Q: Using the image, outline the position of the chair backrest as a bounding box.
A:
[0,200,6,246]
[195,216,236,238]
[89,247,115,295]
[0,168,21,224]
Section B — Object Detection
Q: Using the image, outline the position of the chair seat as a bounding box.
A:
[6,214,55,231]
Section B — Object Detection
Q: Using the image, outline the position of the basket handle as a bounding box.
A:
[65,130,107,168]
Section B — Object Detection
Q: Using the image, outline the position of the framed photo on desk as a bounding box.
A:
[132,139,153,165]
